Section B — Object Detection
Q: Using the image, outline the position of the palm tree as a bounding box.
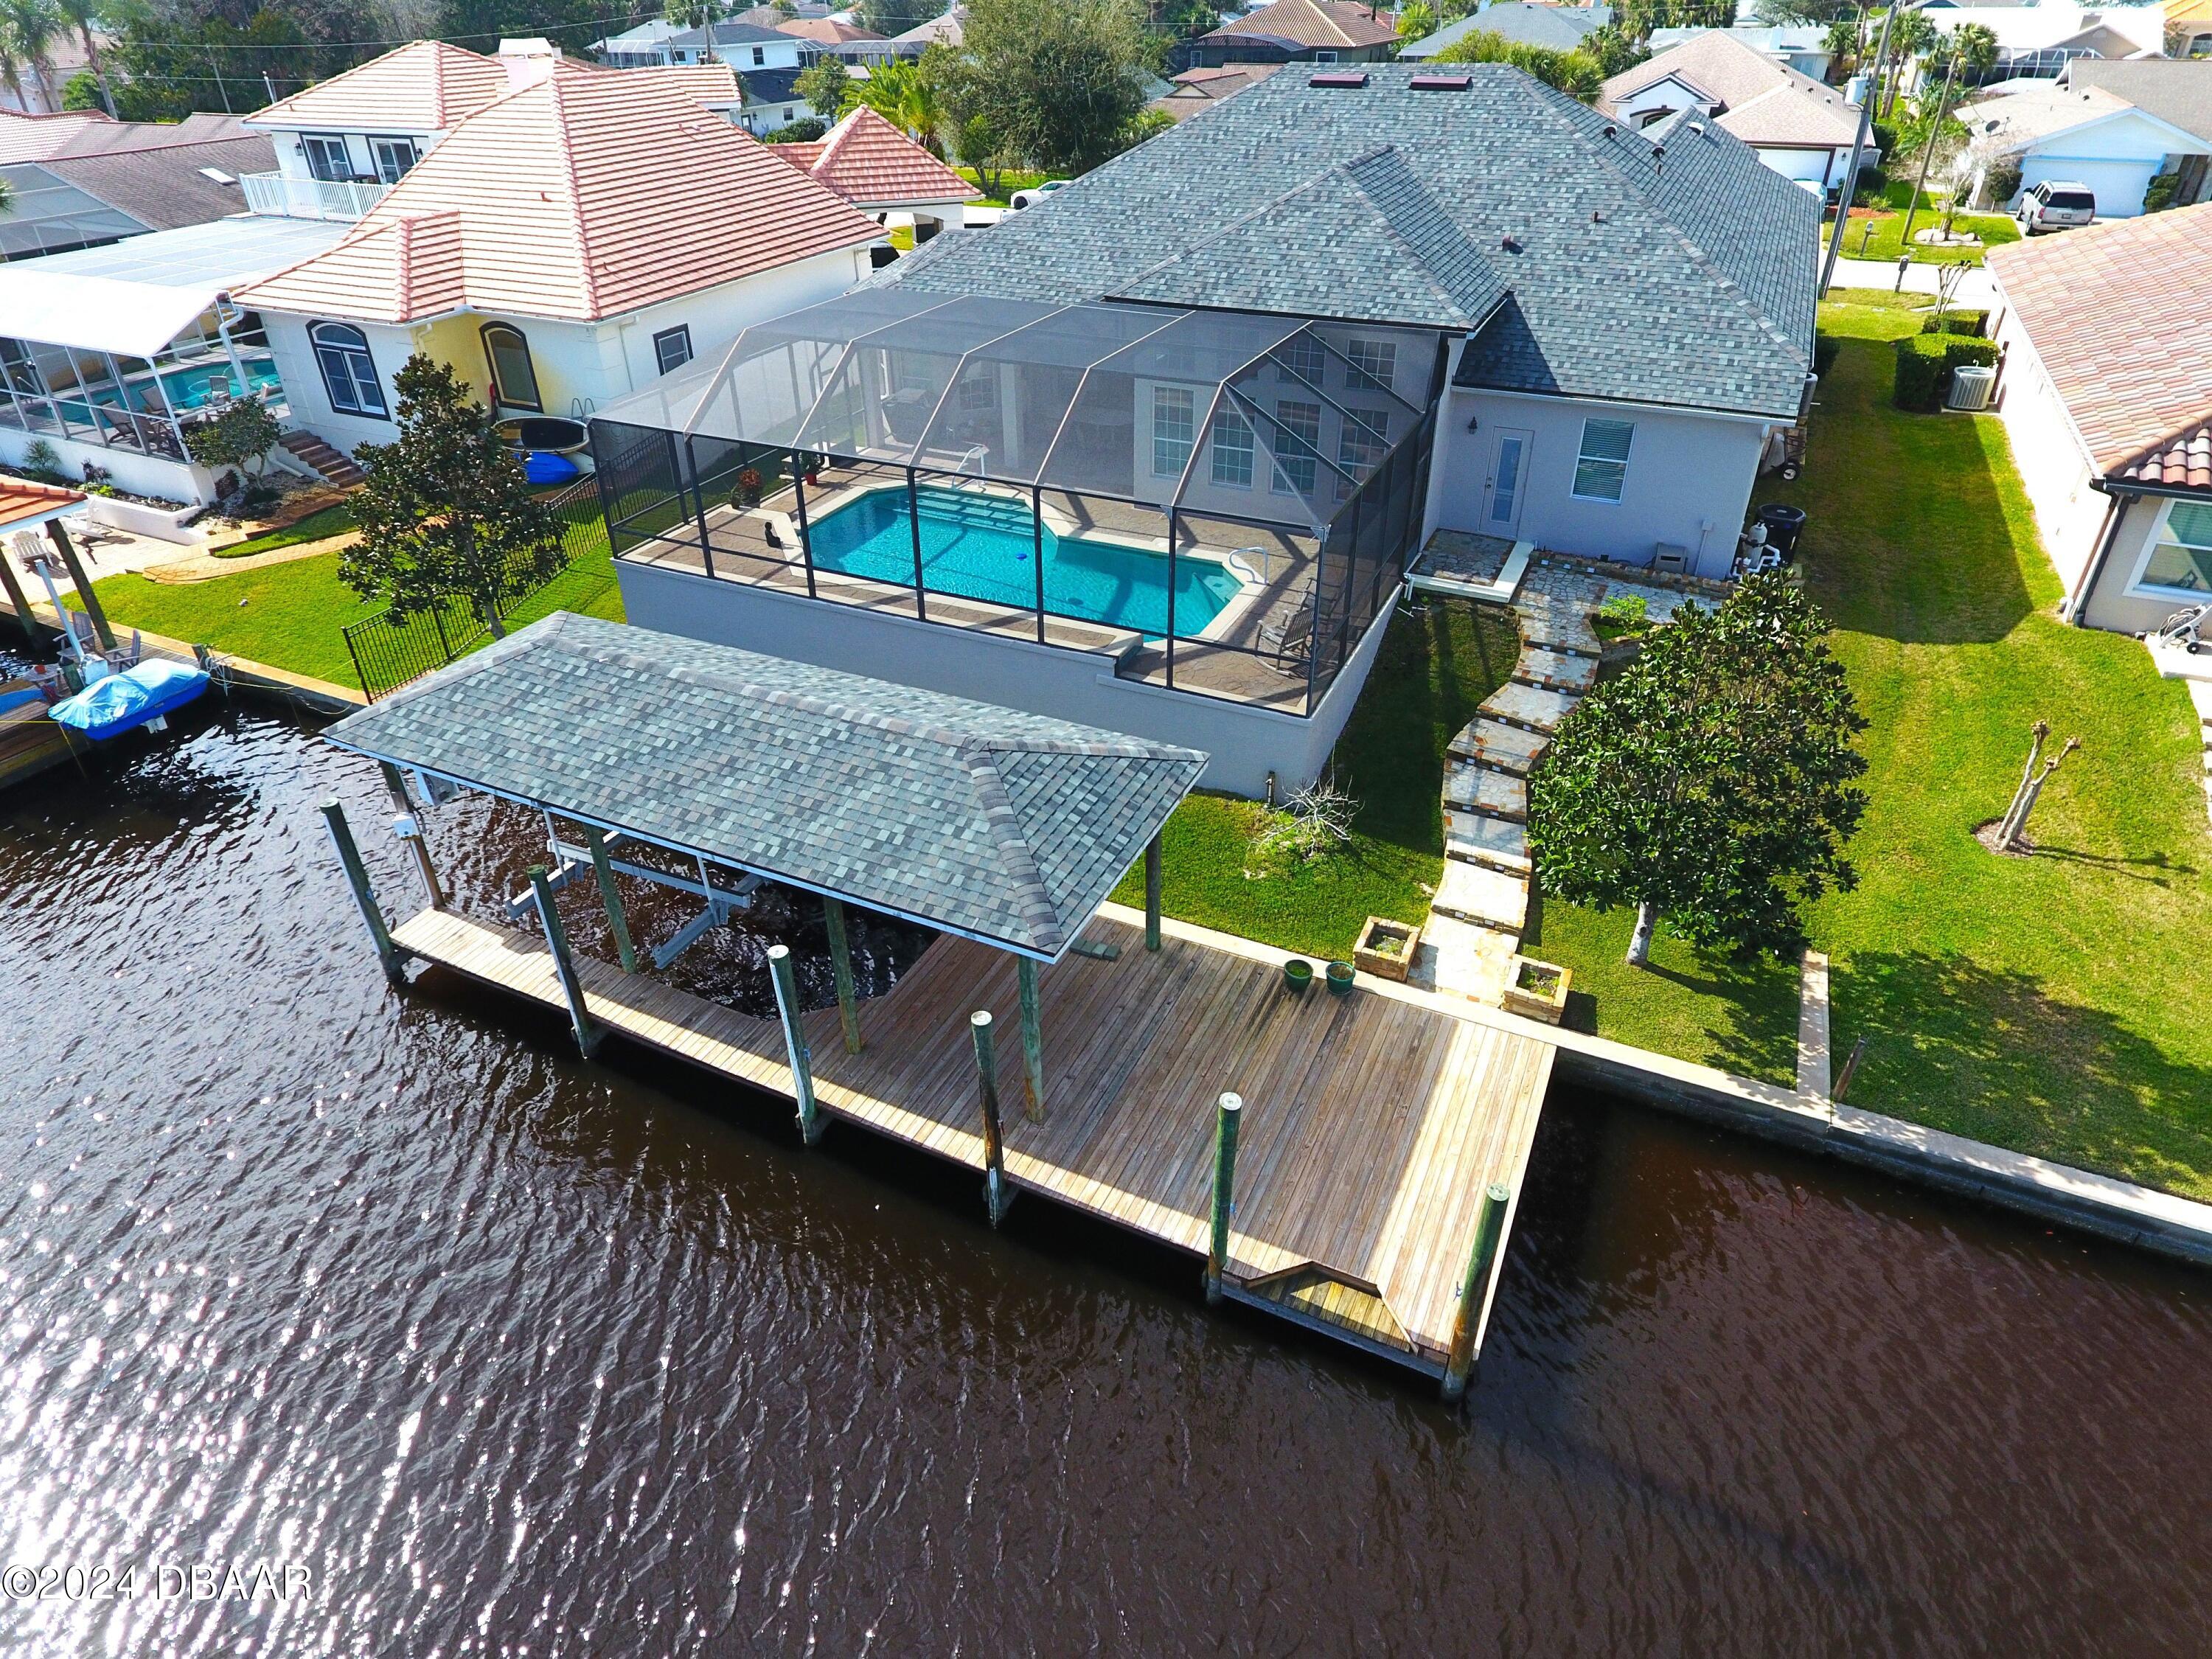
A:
[50,0,114,117]
[0,0,62,112]
[842,58,945,156]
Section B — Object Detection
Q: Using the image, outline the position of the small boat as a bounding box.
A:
[47,657,211,740]
[0,675,86,788]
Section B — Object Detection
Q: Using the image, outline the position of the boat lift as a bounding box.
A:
[499,807,762,971]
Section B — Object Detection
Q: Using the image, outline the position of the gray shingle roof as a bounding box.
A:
[880,63,1816,419]
[323,613,1205,959]
[1402,4,1613,57]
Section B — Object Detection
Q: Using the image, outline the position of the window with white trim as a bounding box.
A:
[653,324,693,375]
[369,136,419,183]
[2136,500,2212,596]
[1276,336,1324,386]
[1344,337,1396,394]
[1272,399,1320,494]
[301,134,354,182]
[1151,385,1195,478]
[309,321,385,418]
[1572,417,1634,502]
[1211,405,1253,488]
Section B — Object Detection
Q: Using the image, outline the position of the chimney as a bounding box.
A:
[496,38,562,91]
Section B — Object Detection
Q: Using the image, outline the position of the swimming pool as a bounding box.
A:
[803,487,1244,638]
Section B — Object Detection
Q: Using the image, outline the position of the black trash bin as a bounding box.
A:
[1756,503,1806,557]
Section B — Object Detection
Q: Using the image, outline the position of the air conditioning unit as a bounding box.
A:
[1948,365,1997,411]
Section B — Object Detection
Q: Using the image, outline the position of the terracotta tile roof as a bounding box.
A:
[234,60,882,325]
[2118,424,2212,492]
[1205,0,1400,51]
[1987,202,2212,481]
[768,105,970,205]
[246,41,514,131]
[776,17,887,44]
[614,62,743,105]
[0,480,86,530]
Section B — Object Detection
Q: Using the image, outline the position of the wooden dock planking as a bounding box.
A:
[389,901,1554,1372]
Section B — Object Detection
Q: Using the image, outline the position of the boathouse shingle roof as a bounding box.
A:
[323,613,1206,959]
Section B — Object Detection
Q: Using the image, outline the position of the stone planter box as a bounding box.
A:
[1503,954,1571,1026]
[1353,914,1419,982]
[88,495,205,546]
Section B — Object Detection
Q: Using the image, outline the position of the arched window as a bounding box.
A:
[481,323,541,411]
[308,321,386,419]
[2191,31,2212,58]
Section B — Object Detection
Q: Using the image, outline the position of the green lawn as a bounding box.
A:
[1769,293,2212,1194]
[1833,208,2021,266]
[956,166,1049,206]
[78,507,624,692]
[210,501,357,559]
[1110,600,1521,961]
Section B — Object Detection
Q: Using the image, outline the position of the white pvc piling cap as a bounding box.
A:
[1220,1091,1242,1113]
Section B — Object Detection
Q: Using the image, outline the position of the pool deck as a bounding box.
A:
[391,900,1557,1377]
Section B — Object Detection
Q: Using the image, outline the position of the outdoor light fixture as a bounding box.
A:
[1467,413,1480,432]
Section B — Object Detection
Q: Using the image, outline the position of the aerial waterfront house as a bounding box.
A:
[585,64,1815,795]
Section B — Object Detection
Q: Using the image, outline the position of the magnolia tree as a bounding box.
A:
[181,395,282,481]
[1528,573,1868,967]
[341,354,561,640]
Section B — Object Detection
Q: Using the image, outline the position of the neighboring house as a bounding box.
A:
[1986,203,2212,633]
[0,111,274,260]
[2168,0,2212,60]
[591,19,692,66]
[2062,59,2212,202]
[1402,4,1613,60]
[1601,32,1871,196]
[1188,0,1400,69]
[1926,4,2167,86]
[775,18,898,64]
[1150,62,1285,122]
[0,215,349,501]
[661,21,806,71]
[586,64,1814,792]
[1958,78,2212,215]
[228,47,883,465]
[886,6,967,56]
[765,105,973,239]
[0,29,101,116]
[1646,24,1832,81]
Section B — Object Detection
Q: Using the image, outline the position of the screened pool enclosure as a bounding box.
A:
[588,291,1439,714]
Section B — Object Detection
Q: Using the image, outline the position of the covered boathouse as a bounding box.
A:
[317,612,1554,1392]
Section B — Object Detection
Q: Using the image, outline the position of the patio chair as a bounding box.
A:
[1257,576,1317,676]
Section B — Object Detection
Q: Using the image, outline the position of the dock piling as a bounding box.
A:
[380,762,444,910]
[1441,1183,1512,1402]
[47,521,113,653]
[1016,958,1045,1123]
[767,944,821,1144]
[1205,1092,1242,1304]
[582,826,636,974]
[824,897,861,1054]
[1143,834,1163,953]
[529,863,601,1059]
[320,798,404,986]
[970,1010,1011,1226]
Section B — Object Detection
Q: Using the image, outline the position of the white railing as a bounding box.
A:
[239,172,392,222]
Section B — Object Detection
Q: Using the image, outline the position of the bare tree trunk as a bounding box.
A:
[1998,720,2048,845]
[1627,901,1658,967]
[2005,738,2080,852]
[80,27,116,118]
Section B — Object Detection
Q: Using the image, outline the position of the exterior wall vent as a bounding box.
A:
[1308,71,1369,88]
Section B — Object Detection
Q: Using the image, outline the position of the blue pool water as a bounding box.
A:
[804,487,1244,638]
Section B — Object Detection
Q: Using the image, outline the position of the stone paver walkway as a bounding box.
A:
[1411,532,1728,1006]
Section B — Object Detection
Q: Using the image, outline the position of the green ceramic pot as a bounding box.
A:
[1326,960,1355,997]
[1283,957,1314,992]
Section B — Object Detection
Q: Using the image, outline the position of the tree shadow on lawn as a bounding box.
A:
[1837,950,2212,1195]
[1783,338,2041,647]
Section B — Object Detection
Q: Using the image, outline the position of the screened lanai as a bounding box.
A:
[587,290,1440,715]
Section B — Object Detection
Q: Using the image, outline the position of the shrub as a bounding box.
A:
[1852,165,1888,204]
[1944,336,1999,371]
[1919,309,1990,337]
[763,116,826,143]
[1814,335,1841,379]
[2145,171,2181,213]
[1893,333,1950,411]
[1985,161,2022,206]
[18,439,67,484]
[1870,120,1898,157]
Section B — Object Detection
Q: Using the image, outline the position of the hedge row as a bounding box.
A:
[1919,309,1991,338]
[1893,333,1999,411]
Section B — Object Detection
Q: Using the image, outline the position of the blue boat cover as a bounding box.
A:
[524,450,581,485]
[49,658,210,740]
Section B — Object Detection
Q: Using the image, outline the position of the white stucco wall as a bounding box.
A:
[2013,111,2212,218]
[0,431,217,506]
[1612,76,1710,129]
[2080,493,2191,637]
[616,556,1397,798]
[1989,299,2105,600]
[262,245,871,460]
[1753,143,1848,190]
[1425,384,1773,578]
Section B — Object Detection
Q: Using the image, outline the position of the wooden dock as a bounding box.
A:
[389,901,1555,1375]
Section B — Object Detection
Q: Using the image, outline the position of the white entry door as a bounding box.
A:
[1482,427,1532,538]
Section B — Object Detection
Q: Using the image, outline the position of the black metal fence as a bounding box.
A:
[341,479,607,701]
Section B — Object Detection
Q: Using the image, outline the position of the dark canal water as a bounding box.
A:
[4,698,2211,1656]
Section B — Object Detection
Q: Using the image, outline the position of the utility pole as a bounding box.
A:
[1897,45,1960,254]
[1819,1,1900,296]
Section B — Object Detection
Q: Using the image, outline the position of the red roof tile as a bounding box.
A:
[0,480,86,530]
[246,41,513,131]
[1988,203,2212,480]
[2118,424,2212,492]
[768,107,971,206]
[234,60,882,325]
